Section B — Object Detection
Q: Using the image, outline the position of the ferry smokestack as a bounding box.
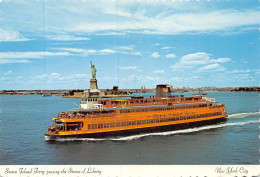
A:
[155,84,172,98]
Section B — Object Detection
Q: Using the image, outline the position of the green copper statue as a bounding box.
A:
[90,60,97,79]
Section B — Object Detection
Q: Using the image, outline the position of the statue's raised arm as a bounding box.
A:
[90,60,97,79]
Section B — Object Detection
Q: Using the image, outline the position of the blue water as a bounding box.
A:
[0,92,259,164]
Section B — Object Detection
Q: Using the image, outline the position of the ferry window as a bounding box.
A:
[116,122,120,127]
[110,123,115,128]
[142,120,146,124]
[137,120,141,125]
[127,121,131,126]
[132,121,136,125]
[88,124,91,129]
[101,124,103,128]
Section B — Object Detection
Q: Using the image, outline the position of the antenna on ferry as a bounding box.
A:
[72,102,79,107]
[141,85,146,97]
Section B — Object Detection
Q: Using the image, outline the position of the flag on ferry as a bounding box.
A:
[141,86,146,90]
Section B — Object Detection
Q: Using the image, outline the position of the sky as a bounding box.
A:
[0,0,259,90]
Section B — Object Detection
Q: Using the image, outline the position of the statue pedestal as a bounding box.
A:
[86,78,100,97]
[90,79,98,90]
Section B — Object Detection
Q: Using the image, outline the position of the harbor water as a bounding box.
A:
[0,92,259,164]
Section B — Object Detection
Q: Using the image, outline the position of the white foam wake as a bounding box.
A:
[228,111,260,119]
[110,120,259,141]
[45,120,259,141]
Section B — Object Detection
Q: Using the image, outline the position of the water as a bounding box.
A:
[0,92,259,164]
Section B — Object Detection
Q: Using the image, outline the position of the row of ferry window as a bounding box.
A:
[101,97,197,105]
[87,112,222,130]
[120,104,208,114]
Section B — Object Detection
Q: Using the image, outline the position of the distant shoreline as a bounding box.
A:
[0,86,259,96]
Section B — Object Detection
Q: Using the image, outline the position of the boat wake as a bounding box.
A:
[111,120,259,141]
[45,119,259,142]
[228,110,260,119]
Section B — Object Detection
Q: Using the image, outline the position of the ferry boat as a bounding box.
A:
[45,84,228,139]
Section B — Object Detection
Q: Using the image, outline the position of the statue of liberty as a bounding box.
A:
[90,60,97,79]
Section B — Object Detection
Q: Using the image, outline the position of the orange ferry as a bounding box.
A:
[45,84,228,139]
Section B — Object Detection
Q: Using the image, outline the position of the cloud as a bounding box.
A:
[0,59,30,64]
[32,73,88,82]
[211,58,231,63]
[151,52,160,58]
[0,51,72,64]
[46,34,90,41]
[120,66,137,70]
[170,52,231,72]
[161,47,171,50]
[153,70,165,74]
[56,47,141,57]
[4,70,12,75]
[171,52,231,69]
[0,51,70,59]
[166,53,176,58]
[99,49,116,54]
[197,63,226,72]
[0,28,30,42]
[2,1,260,36]
[180,52,211,65]
[119,51,141,56]
[50,72,60,77]
[69,7,260,35]
[96,32,126,36]
[118,46,134,50]
[228,69,251,73]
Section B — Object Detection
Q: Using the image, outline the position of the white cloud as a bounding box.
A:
[56,47,141,57]
[69,8,260,35]
[211,58,231,63]
[33,74,48,80]
[51,73,60,77]
[154,43,160,46]
[161,47,171,50]
[153,70,165,74]
[166,53,176,58]
[120,66,137,70]
[151,52,160,58]
[181,52,211,65]
[228,69,251,73]
[0,28,30,42]
[96,32,126,36]
[32,73,88,82]
[118,46,134,50]
[0,51,72,64]
[0,51,70,59]
[120,51,141,56]
[4,70,12,75]
[2,1,260,36]
[99,49,116,54]
[47,35,90,41]
[171,52,231,71]
[197,63,226,72]
[0,59,30,64]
